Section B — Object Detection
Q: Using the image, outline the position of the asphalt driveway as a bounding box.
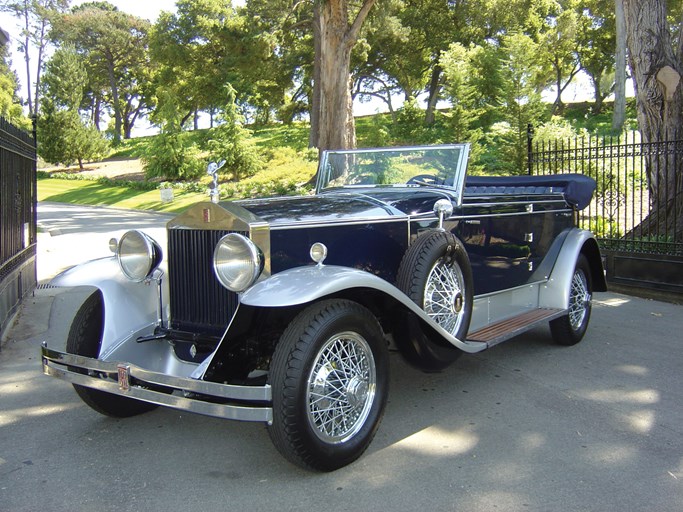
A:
[1,203,681,511]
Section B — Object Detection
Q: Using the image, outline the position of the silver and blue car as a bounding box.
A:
[42,144,606,471]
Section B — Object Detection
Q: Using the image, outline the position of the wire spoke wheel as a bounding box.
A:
[550,254,593,346]
[307,332,376,443]
[395,230,473,371]
[568,268,590,330]
[423,257,466,336]
[268,299,388,471]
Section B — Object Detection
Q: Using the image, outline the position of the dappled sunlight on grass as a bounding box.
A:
[38,179,206,213]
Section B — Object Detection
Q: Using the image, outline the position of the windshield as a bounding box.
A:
[316,144,470,194]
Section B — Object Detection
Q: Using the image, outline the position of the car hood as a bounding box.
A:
[236,188,453,226]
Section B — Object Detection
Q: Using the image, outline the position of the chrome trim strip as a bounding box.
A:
[41,345,273,423]
[269,216,409,230]
[463,200,569,208]
[473,279,549,301]
[270,207,575,231]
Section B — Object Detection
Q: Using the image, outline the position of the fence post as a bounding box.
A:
[527,124,534,175]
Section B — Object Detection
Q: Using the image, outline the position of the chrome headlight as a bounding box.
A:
[116,230,162,282]
[213,233,263,292]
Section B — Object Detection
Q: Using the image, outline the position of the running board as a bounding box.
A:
[467,308,565,348]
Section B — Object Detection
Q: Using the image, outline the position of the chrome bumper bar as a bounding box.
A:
[41,343,273,423]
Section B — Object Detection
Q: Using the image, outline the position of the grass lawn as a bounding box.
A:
[38,178,207,213]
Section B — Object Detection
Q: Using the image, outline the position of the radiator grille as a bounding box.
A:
[168,228,242,336]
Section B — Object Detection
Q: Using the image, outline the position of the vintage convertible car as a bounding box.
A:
[41,144,606,471]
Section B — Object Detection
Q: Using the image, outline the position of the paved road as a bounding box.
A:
[36,202,173,282]
[1,203,682,511]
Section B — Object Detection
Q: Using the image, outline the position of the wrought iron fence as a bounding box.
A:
[528,128,683,257]
[0,117,37,281]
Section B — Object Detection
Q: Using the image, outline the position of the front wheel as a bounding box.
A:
[550,254,593,346]
[267,299,389,471]
[67,291,158,418]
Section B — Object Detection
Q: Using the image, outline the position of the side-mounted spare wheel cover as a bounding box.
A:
[395,230,473,371]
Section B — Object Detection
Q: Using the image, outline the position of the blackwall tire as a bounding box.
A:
[67,291,158,418]
[395,230,473,371]
[550,254,593,346]
[267,299,389,471]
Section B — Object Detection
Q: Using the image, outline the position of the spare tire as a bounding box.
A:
[395,230,473,371]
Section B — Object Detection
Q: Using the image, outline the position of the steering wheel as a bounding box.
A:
[407,174,445,186]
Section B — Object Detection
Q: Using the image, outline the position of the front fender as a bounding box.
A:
[50,257,165,357]
[240,265,487,354]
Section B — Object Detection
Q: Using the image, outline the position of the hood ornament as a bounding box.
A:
[207,160,226,203]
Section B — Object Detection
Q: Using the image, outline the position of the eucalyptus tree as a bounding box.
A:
[0,0,70,116]
[51,1,152,143]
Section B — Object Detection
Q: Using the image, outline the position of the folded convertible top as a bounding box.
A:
[464,174,597,210]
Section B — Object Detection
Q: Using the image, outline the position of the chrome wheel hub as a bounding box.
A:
[307,332,376,444]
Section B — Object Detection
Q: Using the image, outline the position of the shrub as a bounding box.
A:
[206,86,264,181]
[141,130,205,180]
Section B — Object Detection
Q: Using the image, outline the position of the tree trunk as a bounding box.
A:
[22,4,33,116]
[314,0,377,152]
[623,0,683,242]
[33,16,49,116]
[553,58,565,115]
[93,95,102,129]
[612,0,627,132]
[105,53,122,145]
[424,64,442,125]
[591,77,603,114]
[317,2,352,151]
[309,2,321,149]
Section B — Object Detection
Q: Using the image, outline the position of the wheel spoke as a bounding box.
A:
[306,332,377,443]
[423,257,466,336]
[568,269,590,330]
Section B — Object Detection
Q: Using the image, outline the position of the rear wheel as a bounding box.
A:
[550,254,593,346]
[267,299,389,471]
[67,291,158,418]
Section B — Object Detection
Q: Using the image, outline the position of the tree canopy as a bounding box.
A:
[0,0,667,167]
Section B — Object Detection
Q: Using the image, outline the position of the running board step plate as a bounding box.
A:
[467,308,565,347]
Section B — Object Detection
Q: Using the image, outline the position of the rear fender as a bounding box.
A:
[539,229,606,310]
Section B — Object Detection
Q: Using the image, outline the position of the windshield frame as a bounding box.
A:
[315,144,470,203]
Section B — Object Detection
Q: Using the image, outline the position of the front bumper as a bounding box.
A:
[41,343,273,423]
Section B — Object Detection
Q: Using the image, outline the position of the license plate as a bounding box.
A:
[117,364,131,391]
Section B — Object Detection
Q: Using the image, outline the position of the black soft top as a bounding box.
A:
[464,174,596,210]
